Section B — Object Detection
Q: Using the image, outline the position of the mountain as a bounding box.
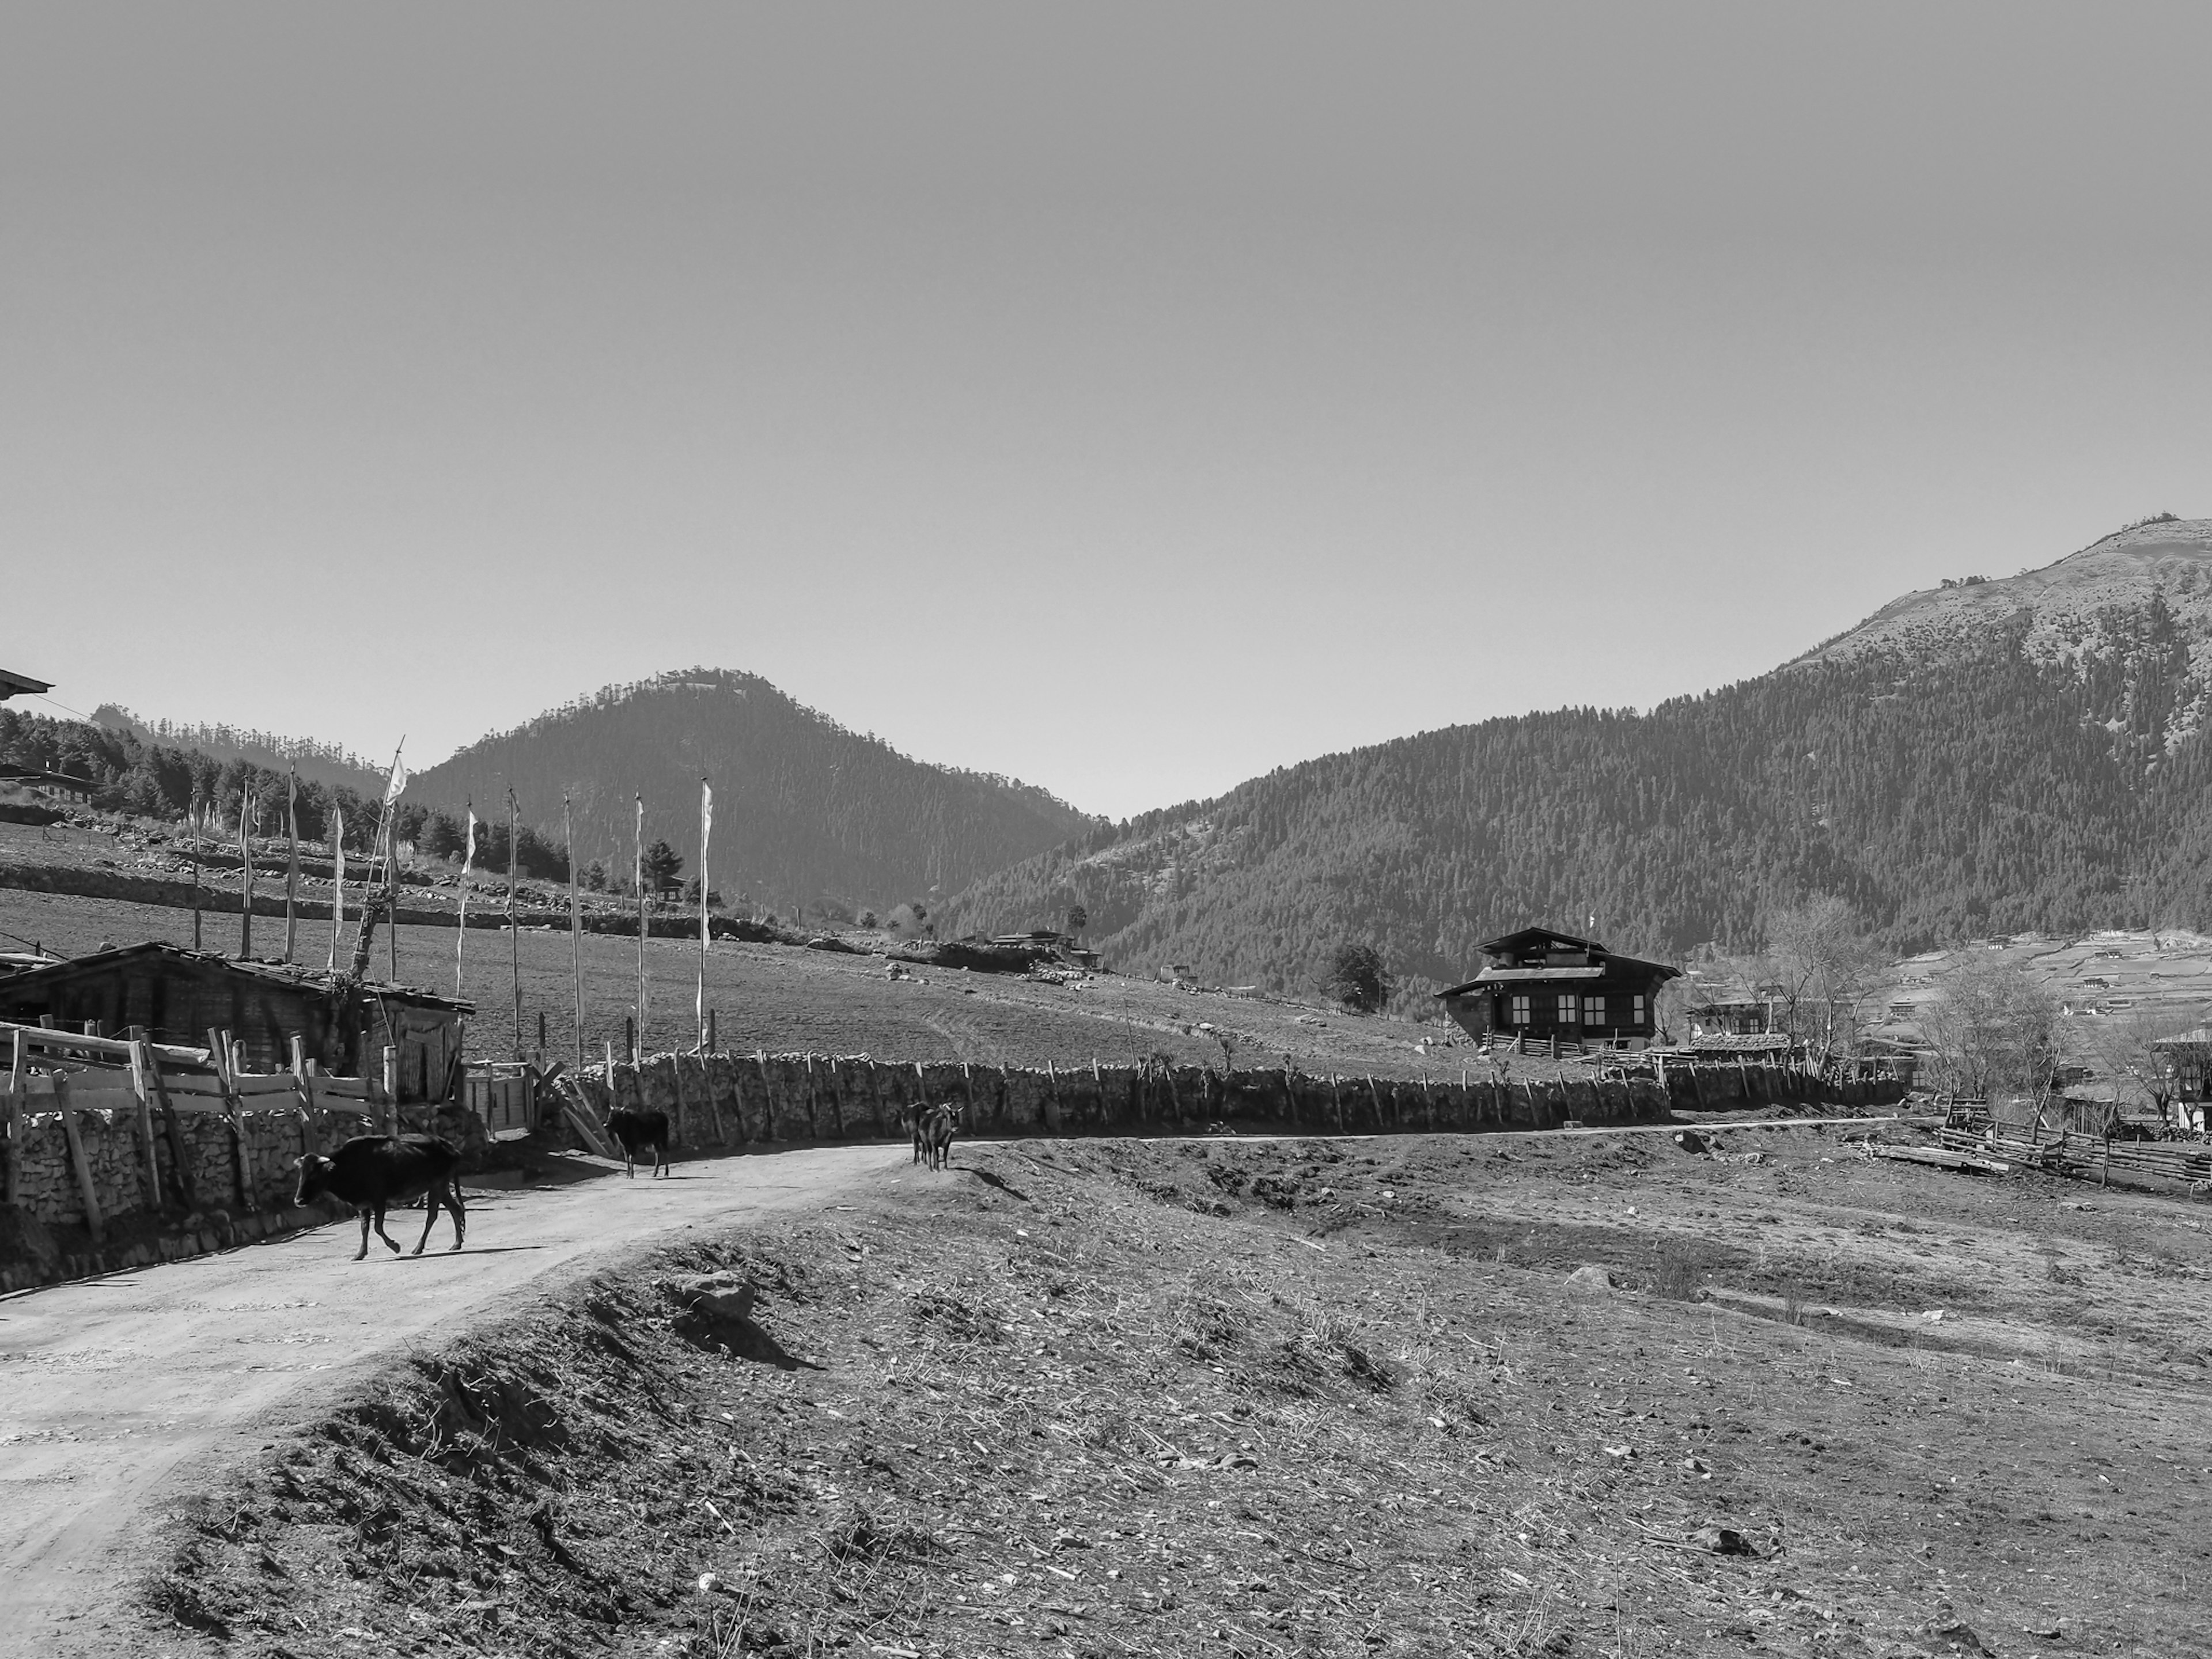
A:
[941,517,2212,997]
[90,706,388,796]
[407,669,1095,916]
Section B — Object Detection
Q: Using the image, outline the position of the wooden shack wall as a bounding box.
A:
[0,960,344,1073]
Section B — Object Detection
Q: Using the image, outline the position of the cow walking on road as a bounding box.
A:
[294,1135,468,1260]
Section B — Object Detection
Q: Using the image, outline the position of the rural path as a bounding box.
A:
[0,1143,904,1658]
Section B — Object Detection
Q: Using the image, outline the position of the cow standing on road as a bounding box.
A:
[605,1107,673,1178]
[294,1135,468,1260]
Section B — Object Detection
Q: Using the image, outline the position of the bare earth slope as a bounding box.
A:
[0,1143,899,1659]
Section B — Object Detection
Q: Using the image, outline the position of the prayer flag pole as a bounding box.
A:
[455,803,478,999]
[283,766,300,963]
[566,793,583,1075]
[508,787,522,1062]
[634,793,646,1062]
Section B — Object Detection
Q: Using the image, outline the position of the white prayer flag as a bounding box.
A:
[456,804,478,998]
[699,778,713,953]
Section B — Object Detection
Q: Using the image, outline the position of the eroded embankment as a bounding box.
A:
[139,1134,2210,1657]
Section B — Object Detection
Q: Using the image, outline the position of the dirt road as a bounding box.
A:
[0,1144,902,1658]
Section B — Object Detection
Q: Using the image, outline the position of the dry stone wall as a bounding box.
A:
[560,1051,1713,1147]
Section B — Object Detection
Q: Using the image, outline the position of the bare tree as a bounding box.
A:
[1763,896,1883,1065]
[2078,1001,2202,1130]
[1919,953,2062,1105]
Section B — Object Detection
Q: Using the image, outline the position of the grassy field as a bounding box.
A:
[145,1122,2212,1656]
[0,881,1479,1082]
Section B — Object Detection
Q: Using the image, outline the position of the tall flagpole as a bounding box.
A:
[634,793,646,1062]
[455,802,477,999]
[566,793,582,1076]
[507,787,522,1062]
[190,793,204,952]
[283,766,300,963]
[237,791,254,959]
[698,777,713,1052]
[328,801,345,971]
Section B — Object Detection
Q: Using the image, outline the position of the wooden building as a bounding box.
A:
[1435,927,1680,1050]
[0,942,471,1101]
[0,668,53,703]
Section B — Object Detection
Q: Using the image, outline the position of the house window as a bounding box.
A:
[1631,994,1646,1027]
[1556,993,1578,1024]
[1509,994,1530,1025]
[1583,995,1605,1025]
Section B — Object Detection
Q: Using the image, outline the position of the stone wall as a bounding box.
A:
[3,1093,385,1230]
[555,1051,1683,1147]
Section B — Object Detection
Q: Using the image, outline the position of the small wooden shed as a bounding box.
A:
[0,942,471,1102]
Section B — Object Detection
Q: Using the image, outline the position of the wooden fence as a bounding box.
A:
[1937,1122,2212,1192]
[0,1018,393,1243]
[462,1060,537,1137]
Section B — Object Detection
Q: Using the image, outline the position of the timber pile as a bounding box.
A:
[1864,1142,2010,1176]
[1936,1125,2212,1189]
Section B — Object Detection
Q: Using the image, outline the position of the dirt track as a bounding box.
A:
[0,1143,900,1658]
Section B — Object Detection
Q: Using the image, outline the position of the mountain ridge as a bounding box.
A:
[941,518,2212,995]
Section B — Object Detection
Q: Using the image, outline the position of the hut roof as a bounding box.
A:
[0,940,471,1012]
[0,667,52,702]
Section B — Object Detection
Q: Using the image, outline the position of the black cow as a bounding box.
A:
[918,1103,963,1172]
[606,1108,672,1178]
[294,1134,467,1261]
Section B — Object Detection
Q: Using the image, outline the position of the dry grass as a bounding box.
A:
[135,1130,2212,1656]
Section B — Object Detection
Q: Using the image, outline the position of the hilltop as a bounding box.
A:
[402,669,1096,920]
[943,518,2212,994]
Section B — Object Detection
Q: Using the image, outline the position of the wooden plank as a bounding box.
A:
[228,1074,301,1098]
[3,1028,22,1209]
[291,1036,316,1161]
[207,1027,258,1214]
[126,1036,168,1212]
[138,1038,197,1211]
[51,1072,105,1245]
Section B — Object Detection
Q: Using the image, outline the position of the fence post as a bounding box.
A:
[125,1030,165,1211]
[207,1028,258,1213]
[51,1071,106,1246]
[5,1027,25,1210]
[382,1046,399,1137]
[290,1035,316,1161]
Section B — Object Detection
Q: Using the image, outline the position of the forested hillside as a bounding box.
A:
[408,669,1094,918]
[88,707,387,796]
[0,707,393,850]
[944,521,2212,996]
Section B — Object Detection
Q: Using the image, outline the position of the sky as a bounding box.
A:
[7,3,2212,819]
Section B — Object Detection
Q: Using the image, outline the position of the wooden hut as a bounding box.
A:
[0,942,471,1101]
[1435,926,1679,1051]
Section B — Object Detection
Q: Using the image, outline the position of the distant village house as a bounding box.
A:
[1435,927,1679,1050]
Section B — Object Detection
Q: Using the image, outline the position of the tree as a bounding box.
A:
[1920,954,2062,1104]
[641,839,684,897]
[418,810,467,860]
[583,861,608,892]
[1325,941,1391,1014]
[2079,1002,2198,1129]
[1763,896,1883,1063]
[1067,902,1089,941]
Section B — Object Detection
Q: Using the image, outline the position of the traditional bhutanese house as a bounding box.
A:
[0,764,97,804]
[0,942,471,1101]
[0,667,54,703]
[1435,927,1680,1050]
